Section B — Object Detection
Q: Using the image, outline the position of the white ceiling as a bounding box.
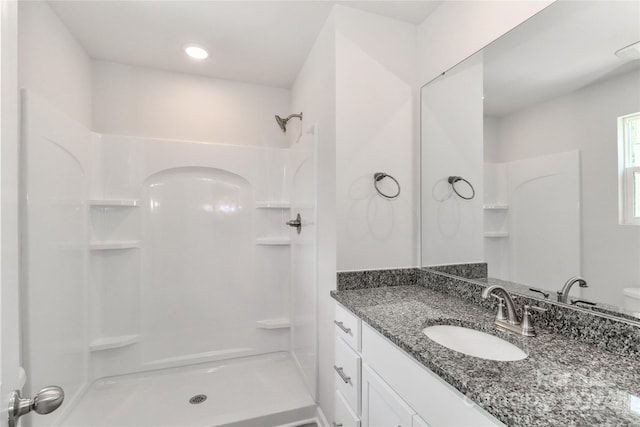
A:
[48,1,441,88]
[482,0,640,116]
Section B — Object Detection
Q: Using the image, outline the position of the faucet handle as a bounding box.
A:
[525,305,548,314]
[491,295,508,322]
[521,305,548,337]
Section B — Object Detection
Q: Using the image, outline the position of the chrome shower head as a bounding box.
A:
[275,112,303,133]
[275,115,287,132]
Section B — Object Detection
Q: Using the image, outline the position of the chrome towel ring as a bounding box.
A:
[448,176,475,200]
[374,172,400,199]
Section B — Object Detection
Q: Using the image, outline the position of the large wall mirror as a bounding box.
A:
[421,0,640,321]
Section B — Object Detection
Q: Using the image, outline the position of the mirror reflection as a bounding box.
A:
[421,1,640,321]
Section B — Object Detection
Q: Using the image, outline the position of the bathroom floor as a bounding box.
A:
[62,352,316,427]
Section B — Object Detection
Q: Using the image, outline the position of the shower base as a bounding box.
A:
[62,352,316,427]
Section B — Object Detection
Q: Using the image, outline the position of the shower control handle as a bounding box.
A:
[9,386,64,427]
[286,213,302,234]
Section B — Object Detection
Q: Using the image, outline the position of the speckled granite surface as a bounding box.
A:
[427,262,488,279]
[419,269,640,358]
[331,286,640,427]
[337,268,417,291]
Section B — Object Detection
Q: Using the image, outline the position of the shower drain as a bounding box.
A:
[189,394,207,404]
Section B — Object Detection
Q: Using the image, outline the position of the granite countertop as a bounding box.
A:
[331,285,640,427]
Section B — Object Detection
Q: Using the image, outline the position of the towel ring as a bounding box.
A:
[448,176,475,200]
[374,172,400,199]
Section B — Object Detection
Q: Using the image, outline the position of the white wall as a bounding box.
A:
[334,1,554,270]
[92,60,291,148]
[421,55,485,266]
[417,1,553,85]
[18,1,92,127]
[335,6,418,271]
[492,69,640,307]
[291,13,337,424]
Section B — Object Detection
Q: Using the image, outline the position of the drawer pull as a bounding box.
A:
[332,423,343,427]
[334,365,351,384]
[334,320,352,335]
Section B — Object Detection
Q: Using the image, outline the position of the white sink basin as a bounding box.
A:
[423,325,527,361]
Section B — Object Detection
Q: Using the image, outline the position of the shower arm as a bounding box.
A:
[275,112,303,133]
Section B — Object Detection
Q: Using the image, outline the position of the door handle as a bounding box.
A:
[286,213,302,234]
[333,365,351,384]
[9,386,64,427]
[334,320,352,335]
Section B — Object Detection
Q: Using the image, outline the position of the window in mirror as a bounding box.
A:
[620,112,640,225]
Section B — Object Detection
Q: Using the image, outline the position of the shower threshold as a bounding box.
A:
[62,352,316,427]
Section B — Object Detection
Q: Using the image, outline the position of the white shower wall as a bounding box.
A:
[23,92,315,424]
[89,135,292,379]
[22,91,90,427]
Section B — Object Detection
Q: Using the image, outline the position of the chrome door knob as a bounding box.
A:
[9,386,64,427]
[32,386,65,414]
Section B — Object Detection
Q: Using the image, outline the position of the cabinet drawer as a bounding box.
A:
[334,390,360,427]
[335,335,361,413]
[335,303,361,352]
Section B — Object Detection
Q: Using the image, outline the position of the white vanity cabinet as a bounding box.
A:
[361,323,503,426]
[333,302,504,427]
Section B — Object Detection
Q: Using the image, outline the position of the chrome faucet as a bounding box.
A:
[482,285,547,337]
[482,285,519,325]
[557,276,588,303]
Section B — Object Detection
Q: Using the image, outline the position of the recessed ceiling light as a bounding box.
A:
[615,41,640,60]
[184,45,209,60]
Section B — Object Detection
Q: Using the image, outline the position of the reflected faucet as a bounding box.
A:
[557,276,588,303]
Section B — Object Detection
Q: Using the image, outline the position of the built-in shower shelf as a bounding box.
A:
[255,318,291,329]
[90,334,140,351]
[90,240,141,250]
[255,201,291,209]
[89,199,140,207]
[256,238,290,246]
[484,232,509,238]
[483,204,509,210]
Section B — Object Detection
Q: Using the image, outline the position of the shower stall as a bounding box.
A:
[20,91,318,426]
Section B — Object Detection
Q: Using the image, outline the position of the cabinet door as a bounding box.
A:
[362,364,415,427]
[335,390,361,427]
